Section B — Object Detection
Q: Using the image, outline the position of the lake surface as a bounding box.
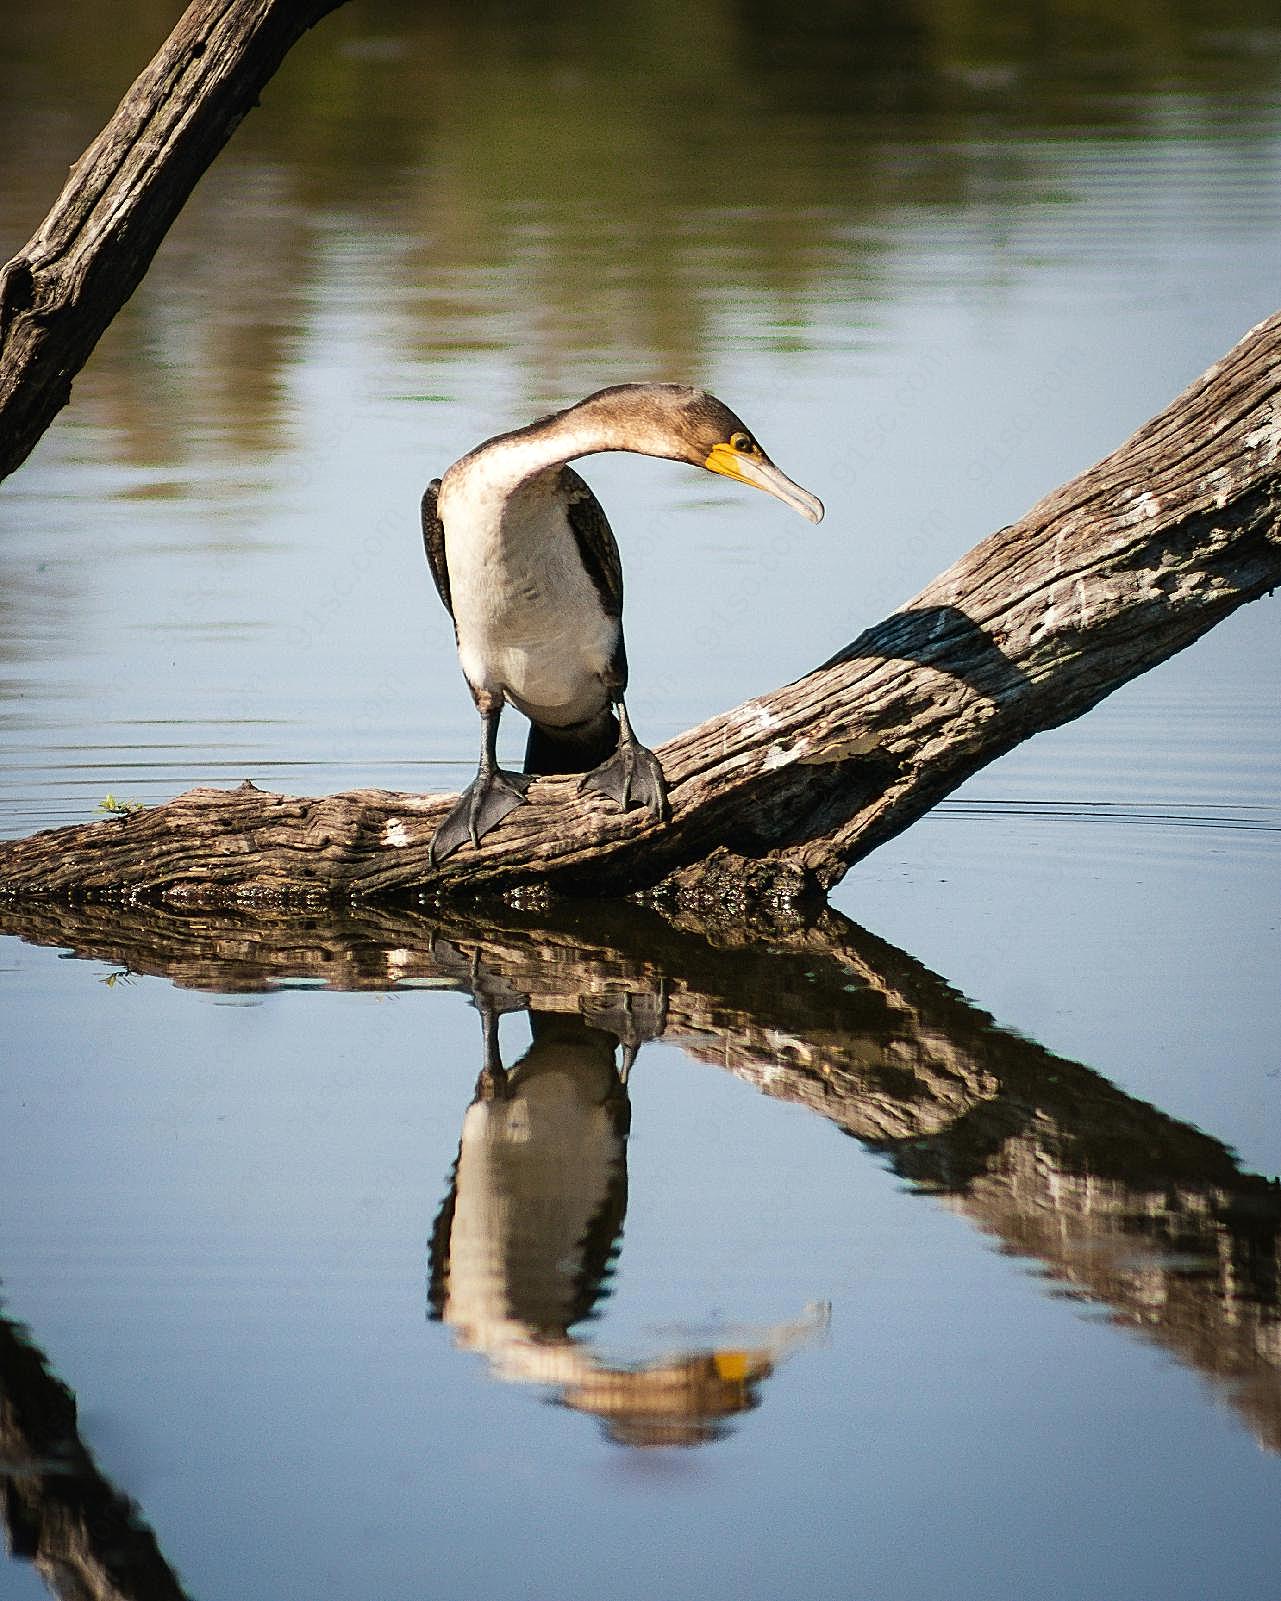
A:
[1,4,1279,1598]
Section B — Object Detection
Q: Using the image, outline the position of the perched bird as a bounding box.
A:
[422,383,824,862]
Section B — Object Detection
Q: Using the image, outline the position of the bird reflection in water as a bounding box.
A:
[428,968,827,1447]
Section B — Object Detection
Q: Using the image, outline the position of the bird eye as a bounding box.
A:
[729,431,754,453]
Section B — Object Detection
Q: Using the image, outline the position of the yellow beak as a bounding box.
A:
[703,442,824,524]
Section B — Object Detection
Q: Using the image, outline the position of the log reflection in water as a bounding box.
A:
[2,898,1279,1452]
[0,1310,189,1601]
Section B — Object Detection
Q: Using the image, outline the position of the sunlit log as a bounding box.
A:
[0,0,348,482]
[0,0,1276,904]
[1,308,1278,904]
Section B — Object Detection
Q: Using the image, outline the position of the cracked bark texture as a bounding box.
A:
[1,310,1278,906]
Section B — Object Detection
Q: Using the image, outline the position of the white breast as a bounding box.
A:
[440,458,619,727]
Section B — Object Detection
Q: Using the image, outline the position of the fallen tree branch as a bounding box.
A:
[0,0,348,483]
[2,309,1278,906]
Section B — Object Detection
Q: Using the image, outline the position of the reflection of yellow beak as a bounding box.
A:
[713,1349,751,1382]
[703,443,825,523]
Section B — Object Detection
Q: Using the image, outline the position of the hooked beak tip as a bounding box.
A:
[706,444,825,525]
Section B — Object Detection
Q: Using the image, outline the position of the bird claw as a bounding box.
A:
[429,769,532,863]
[579,742,668,821]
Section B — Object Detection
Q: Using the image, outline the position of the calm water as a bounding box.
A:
[1,3,1280,1598]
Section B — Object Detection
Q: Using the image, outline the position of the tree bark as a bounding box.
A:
[2,309,1278,907]
[0,0,348,483]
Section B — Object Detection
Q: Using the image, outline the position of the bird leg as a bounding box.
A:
[430,704,532,863]
[578,698,668,821]
[473,1001,510,1101]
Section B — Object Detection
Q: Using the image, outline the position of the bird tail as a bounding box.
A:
[524,711,619,776]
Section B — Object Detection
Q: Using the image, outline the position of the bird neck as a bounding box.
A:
[457,401,686,501]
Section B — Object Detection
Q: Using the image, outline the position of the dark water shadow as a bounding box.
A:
[2,896,1279,1472]
[0,1310,190,1600]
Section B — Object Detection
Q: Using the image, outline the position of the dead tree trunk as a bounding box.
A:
[1,310,1277,908]
[0,0,348,483]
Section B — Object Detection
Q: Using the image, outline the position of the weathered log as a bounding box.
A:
[0,0,348,483]
[5,896,1279,1452]
[2,309,1279,906]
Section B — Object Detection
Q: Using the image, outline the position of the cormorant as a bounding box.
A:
[422,383,823,862]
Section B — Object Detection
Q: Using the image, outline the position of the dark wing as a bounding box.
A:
[562,467,622,620]
[421,478,452,618]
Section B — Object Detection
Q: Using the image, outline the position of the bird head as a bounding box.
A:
[570,384,825,524]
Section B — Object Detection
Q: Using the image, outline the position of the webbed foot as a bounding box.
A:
[430,768,532,863]
[578,740,668,821]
